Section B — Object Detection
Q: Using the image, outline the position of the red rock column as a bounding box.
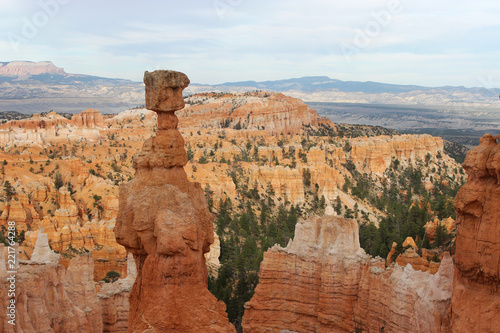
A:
[115,70,235,333]
[451,133,500,332]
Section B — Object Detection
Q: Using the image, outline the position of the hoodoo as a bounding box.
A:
[114,70,235,332]
[451,133,500,331]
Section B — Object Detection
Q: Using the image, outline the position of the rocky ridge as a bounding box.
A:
[242,214,454,332]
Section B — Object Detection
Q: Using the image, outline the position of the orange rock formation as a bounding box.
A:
[114,70,235,332]
[179,92,326,135]
[451,133,500,332]
[425,216,456,243]
[242,214,453,332]
[350,134,444,174]
[0,232,102,332]
[71,108,105,128]
[98,252,137,333]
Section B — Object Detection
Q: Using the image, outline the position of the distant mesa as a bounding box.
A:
[0,61,66,77]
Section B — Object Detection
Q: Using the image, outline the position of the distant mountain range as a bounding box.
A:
[187,76,499,108]
[0,61,499,114]
[0,61,143,114]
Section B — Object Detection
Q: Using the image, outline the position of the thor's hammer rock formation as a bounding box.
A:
[115,70,235,332]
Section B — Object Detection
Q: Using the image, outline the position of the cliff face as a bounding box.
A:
[0,108,104,147]
[242,215,453,332]
[114,70,234,332]
[451,133,500,332]
[0,61,66,77]
[350,134,444,174]
[179,92,325,135]
[71,108,105,128]
[0,232,102,333]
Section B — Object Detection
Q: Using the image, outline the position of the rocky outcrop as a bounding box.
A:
[350,134,444,174]
[0,111,69,130]
[30,227,61,264]
[205,230,221,277]
[71,108,105,128]
[179,92,328,135]
[115,70,235,332]
[425,216,456,243]
[98,252,137,333]
[0,231,102,332]
[451,133,500,332]
[386,237,443,274]
[242,215,453,332]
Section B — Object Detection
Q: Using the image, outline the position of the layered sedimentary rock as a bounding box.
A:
[0,61,66,76]
[13,184,127,281]
[179,92,328,135]
[71,108,105,128]
[115,70,234,332]
[0,108,102,147]
[350,134,444,174]
[0,231,102,332]
[451,133,500,332]
[242,215,453,332]
[0,110,69,130]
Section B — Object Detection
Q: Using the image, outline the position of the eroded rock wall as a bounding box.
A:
[242,215,453,333]
[451,133,500,332]
[0,236,102,333]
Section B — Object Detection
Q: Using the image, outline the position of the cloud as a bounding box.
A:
[0,0,499,87]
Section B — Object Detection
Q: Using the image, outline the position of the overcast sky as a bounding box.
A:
[1,0,499,87]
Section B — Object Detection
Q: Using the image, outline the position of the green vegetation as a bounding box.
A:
[357,158,463,258]
[208,194,301,331]
[3,181,15,201]
[102,270,121,283]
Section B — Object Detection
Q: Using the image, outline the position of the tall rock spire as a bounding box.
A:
[451,133,500,331]
[115,70,235,332]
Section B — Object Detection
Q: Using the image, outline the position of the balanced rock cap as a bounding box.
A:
[144,70,190,112]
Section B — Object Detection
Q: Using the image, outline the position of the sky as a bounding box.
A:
[1,0,499,88]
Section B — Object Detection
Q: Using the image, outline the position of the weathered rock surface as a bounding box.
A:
[115,70,234,332]
[350,134,444,174]
[205,230,221,277]
[179,92,326,135]
[451,133,500,332]
[242,215,453,332]
[0,231,102,332]
[30,227,61,264]
[71,108,105,128]
[98,252,137,333]
[424,216,456,243]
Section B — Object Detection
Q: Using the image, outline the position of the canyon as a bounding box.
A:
[0,69,489,332]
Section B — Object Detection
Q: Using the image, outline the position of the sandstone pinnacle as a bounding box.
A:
[144,70,190,130]
[115,70,235,332]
